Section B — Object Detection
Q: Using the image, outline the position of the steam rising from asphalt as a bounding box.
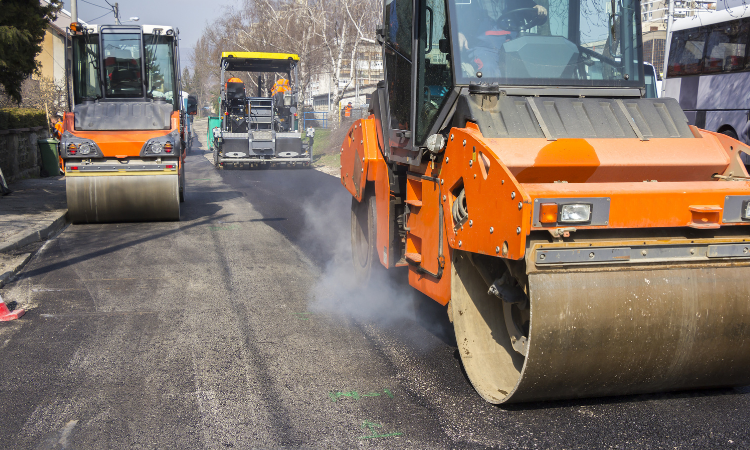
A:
[303,197,417,324]
[303,196,455,347]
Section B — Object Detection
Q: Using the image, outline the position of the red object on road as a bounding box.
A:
[0,297,25,321]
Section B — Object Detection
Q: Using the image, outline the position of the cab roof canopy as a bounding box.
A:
[76,24,177,35]
[221,52,300,73]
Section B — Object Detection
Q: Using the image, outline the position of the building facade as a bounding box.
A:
[307,43,383,110]
[38,2,79,86]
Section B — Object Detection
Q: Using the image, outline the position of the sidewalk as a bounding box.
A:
[0,176,68,287]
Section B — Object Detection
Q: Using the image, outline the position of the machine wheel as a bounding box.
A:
[451,251,524,404]
[721,128,739,140]
[179,165,186,203]
[351,193,377,285]
[452,248,750,404]
[67,174,180,223]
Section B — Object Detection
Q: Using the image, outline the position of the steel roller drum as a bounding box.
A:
[452,252,750,404]
[66,174,180,223]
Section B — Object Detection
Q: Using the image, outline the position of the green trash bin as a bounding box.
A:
[38,138,60,177]
[207,116,221,151]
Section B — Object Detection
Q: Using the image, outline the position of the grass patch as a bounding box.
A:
[308,129,332,155]
[313,152,340,169]
[308,128,340,170]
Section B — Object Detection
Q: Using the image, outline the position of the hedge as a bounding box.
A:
[0,108,47,131]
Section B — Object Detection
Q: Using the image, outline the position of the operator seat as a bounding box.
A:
[225,78,247,116]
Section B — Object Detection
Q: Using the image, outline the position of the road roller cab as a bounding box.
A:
[61,24,185,223]
[341,0,750,403]
[212,52,309,169]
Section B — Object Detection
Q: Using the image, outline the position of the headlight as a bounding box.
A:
[743,200,750,220]
[150,142,163,154]
[63,139,99,157]
[559,204,592,223]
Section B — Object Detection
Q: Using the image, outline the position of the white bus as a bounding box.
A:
[663,7,750,144]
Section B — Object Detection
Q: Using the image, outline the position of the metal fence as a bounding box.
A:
[302,107,370,130]
[302,111,330,129]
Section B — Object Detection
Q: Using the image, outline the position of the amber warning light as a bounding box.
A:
[539,203,558,224]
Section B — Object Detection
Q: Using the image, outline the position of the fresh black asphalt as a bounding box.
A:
[1,120,748,449]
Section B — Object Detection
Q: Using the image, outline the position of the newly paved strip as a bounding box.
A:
[0,123,748,449]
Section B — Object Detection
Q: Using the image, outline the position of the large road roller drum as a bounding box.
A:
[66,174,180,224]
[451,251,750,404]
[61,23,185,225]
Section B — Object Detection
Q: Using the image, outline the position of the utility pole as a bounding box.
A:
[667,0,674,31]
[114,3,121,25]
[71,0,77,22]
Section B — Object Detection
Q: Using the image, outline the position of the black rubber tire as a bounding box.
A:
[351,194,378,285]
[721,128,739,140]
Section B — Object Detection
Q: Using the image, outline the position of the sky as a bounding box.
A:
[62,0,234,65]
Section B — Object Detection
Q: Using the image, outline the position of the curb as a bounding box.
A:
[0,253,33,289]
[0,211,69,254]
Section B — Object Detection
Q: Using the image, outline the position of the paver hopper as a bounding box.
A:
[61,23,186,223]
[340,0,750,403]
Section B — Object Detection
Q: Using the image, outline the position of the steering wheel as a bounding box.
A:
[497,8,546,32]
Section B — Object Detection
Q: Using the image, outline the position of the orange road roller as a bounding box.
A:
[340,0,750,403]
[61,23,186,223]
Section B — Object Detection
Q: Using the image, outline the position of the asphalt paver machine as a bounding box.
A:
[340,0,750,403]
[213,52,309,168]
[61,23,186,223]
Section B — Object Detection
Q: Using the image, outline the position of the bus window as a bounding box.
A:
[667,29,707,77]
[704,22,748,73]
[644,63,658,98]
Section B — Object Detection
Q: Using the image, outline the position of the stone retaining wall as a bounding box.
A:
[0,126,49,182]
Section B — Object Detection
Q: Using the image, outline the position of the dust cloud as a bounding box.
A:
[302,196,455,348]
[302,197,416,323]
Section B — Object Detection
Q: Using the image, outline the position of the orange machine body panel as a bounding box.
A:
[340,118,396,269]
[63,111,182,162]
[404,171,452,305]
[340,119,380,202]
[487,135,730,184]
[341,116,750,306]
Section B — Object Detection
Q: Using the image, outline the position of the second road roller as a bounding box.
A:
[60,22,190,223]
[340,0,750,403]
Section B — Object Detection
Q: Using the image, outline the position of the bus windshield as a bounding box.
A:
[449,0,643,87]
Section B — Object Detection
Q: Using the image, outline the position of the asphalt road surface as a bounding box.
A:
[1,120,749,449]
